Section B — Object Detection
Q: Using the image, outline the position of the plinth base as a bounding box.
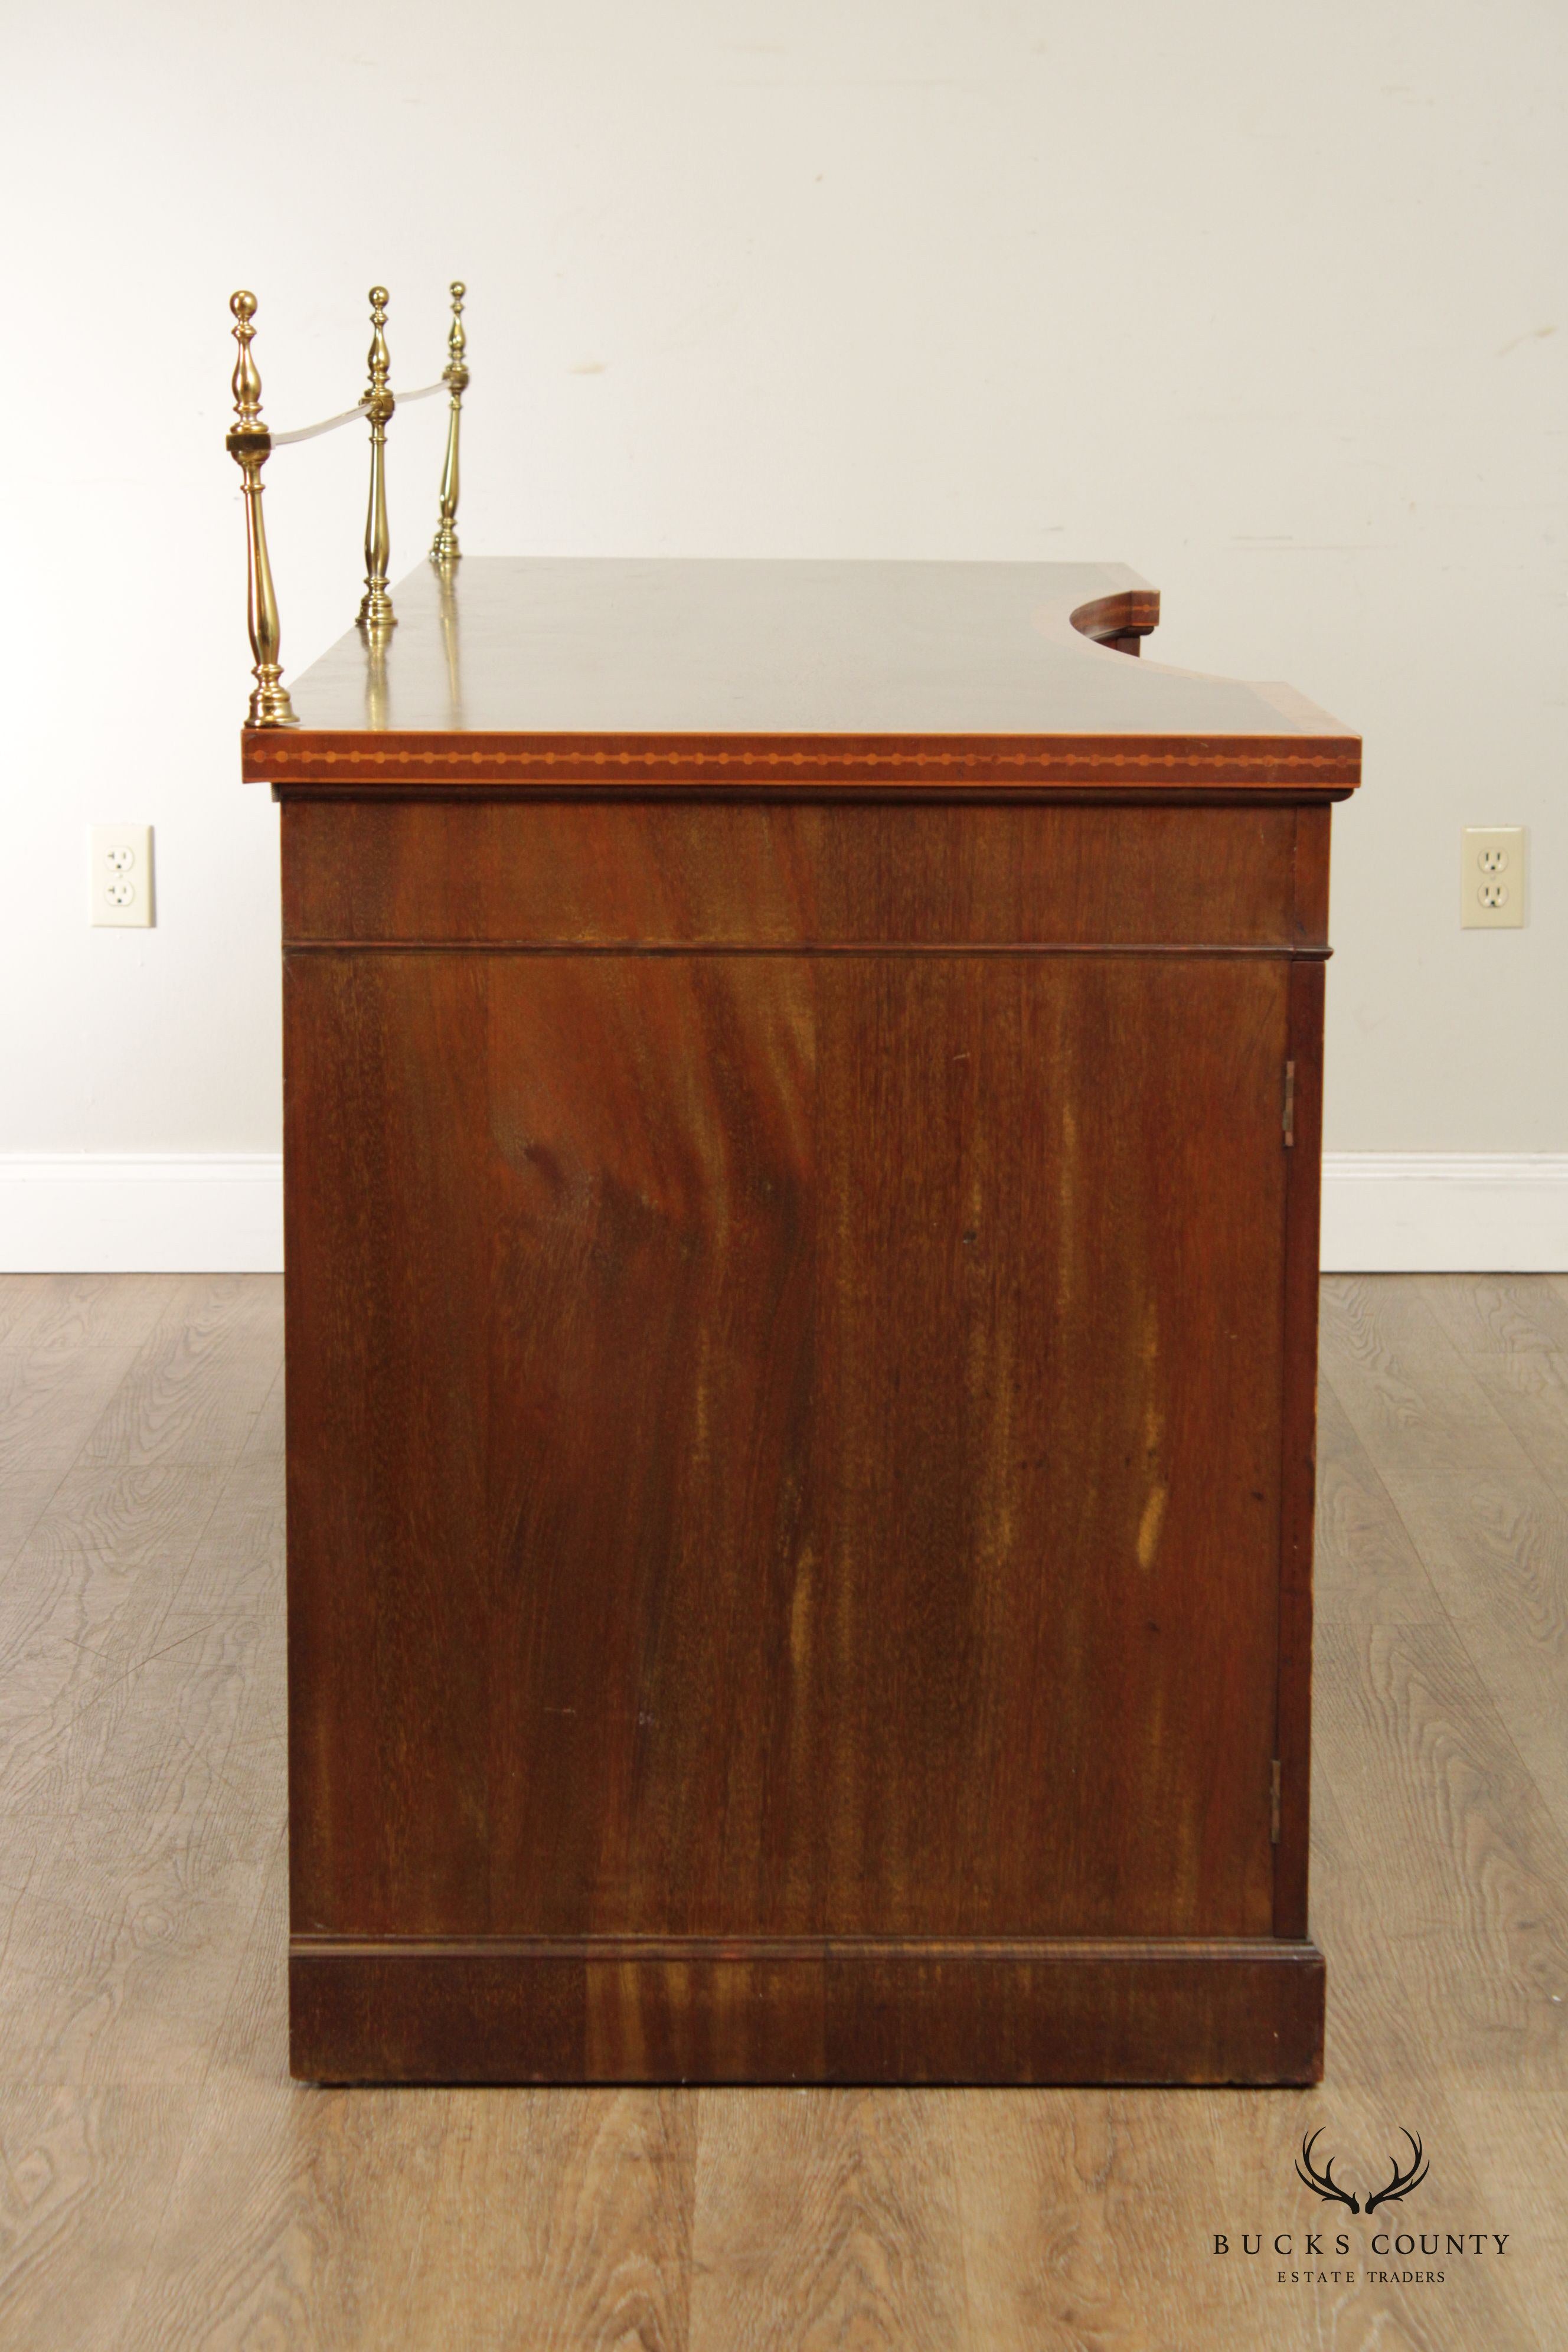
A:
[290,1934,1325,2086]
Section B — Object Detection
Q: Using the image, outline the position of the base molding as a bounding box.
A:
[289,1933,1325,2086]
[1319,1152,1568,1272]
[0,1153,283,1273]
[6,1151,1567,1273]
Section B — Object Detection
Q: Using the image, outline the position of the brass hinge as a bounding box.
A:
[1282,1061,1296,1148]
[1270,1759,1282,1844]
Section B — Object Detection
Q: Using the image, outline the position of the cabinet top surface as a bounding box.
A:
[250,558,1358,793]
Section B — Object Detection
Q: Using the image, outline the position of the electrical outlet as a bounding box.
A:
[1461,827,1524,929]
[90,824,155,927]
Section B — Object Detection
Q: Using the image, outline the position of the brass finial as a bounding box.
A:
[230,289,263,427]
[357,285,397,633]
[430,280,468,567]
[226,290,298,727]
[367,286,391,397]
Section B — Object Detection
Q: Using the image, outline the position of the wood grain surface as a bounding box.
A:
[267,556,1347,738]
[280,799,1321,949]
[280,898,1312,2082]
[243,558,1361,793]
[279,700,1331,2082]
[286,950,1290,1951]
[1,1276,1564,2345]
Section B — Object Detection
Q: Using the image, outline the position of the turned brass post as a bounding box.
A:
[364,628,390,731]
[225,292,298,727]
[357,287,396,633]
[430,281,468,567]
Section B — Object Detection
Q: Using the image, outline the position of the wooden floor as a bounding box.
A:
[0,1275,1564,2348]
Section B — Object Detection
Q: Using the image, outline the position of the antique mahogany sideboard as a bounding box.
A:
[250,557,1359,2085]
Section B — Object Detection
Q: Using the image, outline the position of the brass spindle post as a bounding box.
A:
[357,286,396,633]
[225,292,298,727]
[430,280,468,567]
[364,629,390,731]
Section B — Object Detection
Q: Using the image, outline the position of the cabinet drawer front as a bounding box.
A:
[282,799,1322,949]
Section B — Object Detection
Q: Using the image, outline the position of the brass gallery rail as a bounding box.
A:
[224,282,471,728]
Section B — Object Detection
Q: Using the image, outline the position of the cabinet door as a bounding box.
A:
[286,948,1288,1941]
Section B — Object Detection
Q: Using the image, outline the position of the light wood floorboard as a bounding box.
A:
[0,1272,1562,2348]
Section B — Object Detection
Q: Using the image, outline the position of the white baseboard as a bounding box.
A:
[0,1155,285,1274]
[2,1152,1565,1277]
[1319,1154,1568,1273]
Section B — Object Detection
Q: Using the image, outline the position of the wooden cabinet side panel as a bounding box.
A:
[285,942,1291,1946]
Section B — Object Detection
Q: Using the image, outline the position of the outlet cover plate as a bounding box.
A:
[91,824,155,927]
[1461,826,1525,929]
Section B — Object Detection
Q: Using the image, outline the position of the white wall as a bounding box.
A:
[2,2,1565,1259]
